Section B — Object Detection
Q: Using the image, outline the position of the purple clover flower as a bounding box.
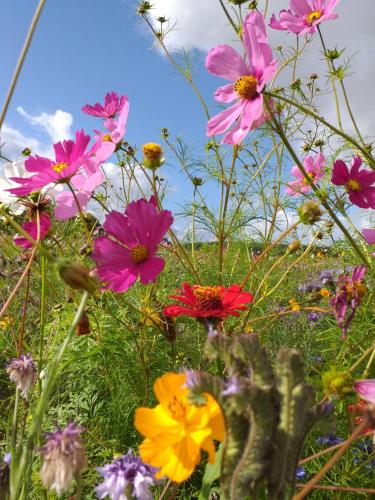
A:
[352,438,375,471]
[222,376,243,396]
[307,312,321,323]
[95,450,158,500]
[40,423,86,496]
[6,353,37,399]
[295,467,307,481]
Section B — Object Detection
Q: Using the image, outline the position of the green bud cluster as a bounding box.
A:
[188,333,331,499]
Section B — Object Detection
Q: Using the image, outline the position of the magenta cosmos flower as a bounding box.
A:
[270,0,339,34]
[92,197,173,292]
[82,91,128,129]
[286,152,325,196]
[8,130,91,197]
[330,265,367,339]
[332,157,375,209]
[206,11,277,145]
[354,380,375,405]
[14,213,51,248]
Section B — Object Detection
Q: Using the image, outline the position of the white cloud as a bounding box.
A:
[0,123,42,161]
[17,106,73,142]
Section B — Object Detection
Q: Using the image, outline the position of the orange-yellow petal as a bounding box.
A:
[153,372,188,406]
[134,405,181,438]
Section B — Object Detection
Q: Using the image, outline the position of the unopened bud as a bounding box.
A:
[322,369,353,398]
[142,143,164,169]
[192,177,203,187]
[309,73,318,80]
[77,312,90,336]
[298,200,323,225]
[57,259,99,294]
[288,240,301,253]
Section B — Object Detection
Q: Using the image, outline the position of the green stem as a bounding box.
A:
[67,182,92,247]
[10,388,20,495]
[264,92,375,169]
[11,292,89,499]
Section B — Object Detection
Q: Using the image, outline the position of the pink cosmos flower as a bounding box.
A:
[92,99,129,163]
[54,161,104,220]
[330,265,367,339]
[331,157,375,209]
[14,213,51,249]
[8,130,91,197]
[205,11,277,145]
[354,380,375,405]
[286,152,325,196]
[82,92,128,130]
[362,229,375,245]
[270,0,339,34]
[92,197,173,292]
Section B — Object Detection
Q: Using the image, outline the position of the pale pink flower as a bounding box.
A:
[270,0,339,34]
[92,197,173,292]
[82,92,128,129]
[332,157,375,209]
[354,380,375,405]
[362,229,375,245]
[205,11,277,145]
[8,130,91,196]
[14,213,51,248]
[54,161,104,220]
[286,152,325,196]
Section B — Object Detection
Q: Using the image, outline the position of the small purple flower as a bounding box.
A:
[299,280,321,292]
[40,423,87,496]
[352,438,375,471]
[307,312,321,323]
[185,370,203,389]
[6,353,37,399]
[316,433,343,447]
[310,355,323,365]
[295,467,307,481]
[222,376,243,396]
[330,265,367,339]
[3,454,11,465]
[95,450,158,500]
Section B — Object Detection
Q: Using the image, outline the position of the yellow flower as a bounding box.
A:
[134,372,225,483]
[0,316,13,328]
[319,288,330,298]
[142,142,164,169]
[288,299,301,312]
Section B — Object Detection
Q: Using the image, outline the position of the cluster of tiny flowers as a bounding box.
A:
[6,353,37,399]
[95,450,158,500]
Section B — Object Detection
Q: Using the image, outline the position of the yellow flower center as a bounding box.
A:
[51,162,68,174]
[319,288,330,298]
[347,179,361,192]
[234,75,258,100]
[168,395,187,422]
[306,10,322,25]
[302,173,315,185]
[103,134,112,142]
[131,245,149,264]
[143,143,162,160]
[193,286,223,309]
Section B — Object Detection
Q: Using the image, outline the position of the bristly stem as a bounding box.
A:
[0,0,46,129]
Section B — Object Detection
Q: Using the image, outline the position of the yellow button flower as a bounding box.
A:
[134,372,225,483]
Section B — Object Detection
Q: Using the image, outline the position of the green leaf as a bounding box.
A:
[198,443,223,500]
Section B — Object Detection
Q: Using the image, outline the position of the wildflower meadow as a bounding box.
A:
[1,0,375,498]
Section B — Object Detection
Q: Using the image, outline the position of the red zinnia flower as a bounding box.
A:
[163,283,253,319]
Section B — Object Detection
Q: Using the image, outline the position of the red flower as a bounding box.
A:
[163,283,253,319]
[348,400,374,435]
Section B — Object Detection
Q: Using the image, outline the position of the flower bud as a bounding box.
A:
[77,312,90,336]
[22,147,32,157]
[288,240,301,253]
[298,200,323,225]
[322,369,353,398]
[309,73,318,80]
[137,1,152,15]
[142,143,164,169]
[192,177,203,187]
[57,259,99,294]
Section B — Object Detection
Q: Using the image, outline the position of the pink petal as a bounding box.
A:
[362,229,375,245]
[205,44,248,81]
[290,0,311,16]
[139,257,165,285]
[331,160,349,186]
[354,379,375,404]
[207,100,246,137]
[54,191,91,220]
[214,83,237,103]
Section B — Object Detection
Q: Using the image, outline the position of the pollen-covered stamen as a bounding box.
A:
[347,179,361,192]
[234,75,258,100]
[306,10,322,25]
[103,134,112,142]
[51,162,68,174]
[168,395,187,422]
[193,285,223,310]
[131,244,149,264]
